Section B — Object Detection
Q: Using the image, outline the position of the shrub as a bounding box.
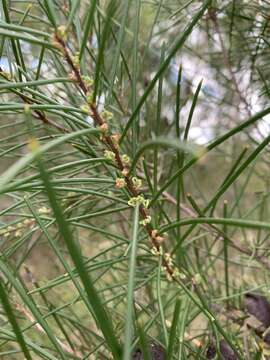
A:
[0,1,269,359]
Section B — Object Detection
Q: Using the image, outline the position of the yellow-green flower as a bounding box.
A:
[101,110,113,121]
[56,25,67,40]
[80,104,89,113]
[82,75,94,87]
[132,177,142,190]
[86,91,93,104]
[139,215,151,226]
[104,150,115,161]
[122,154,131,166]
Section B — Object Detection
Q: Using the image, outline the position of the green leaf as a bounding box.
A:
[34,147,122,359]
[183,80,203,141]
[79,0,98,61]
[167,299,181,359]
[123,204,140,360]
[93,0,116,102]
[42,0,57,27]
[66,0,81,30]
[0,280,32,360]
[0,77,71,90]
[157,255,168,347]
[107,0,132,102]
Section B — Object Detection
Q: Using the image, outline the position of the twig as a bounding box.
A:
[53,31,176,278]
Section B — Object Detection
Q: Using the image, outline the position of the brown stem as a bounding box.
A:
[54,33,187,280]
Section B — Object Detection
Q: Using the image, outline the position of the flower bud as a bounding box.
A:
[99,123,109,133]
[115,178,125,188]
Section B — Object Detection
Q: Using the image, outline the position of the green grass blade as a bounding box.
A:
[183,80,203,141]
[178,297,190,359]
[93,0,115,103]
[42,0,57,27]
[167,299,181,359]
[137,325,151,360]
[154,45,165,193]
[1,0,26,79]
[0,28,55,48]
[34,142,122,359]
[157,255,168,347]
[79,0,98,61]
[122,204,140,360]
[66,0,81,30]
[0,77,71,90]
[0,22,50,38]
[131,0,141,157]
[223,200,229,307]
[0,280,32,360]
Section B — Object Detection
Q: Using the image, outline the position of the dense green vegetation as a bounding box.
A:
[0,0,270,358]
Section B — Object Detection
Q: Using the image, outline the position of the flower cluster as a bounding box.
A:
[111,134,120,147]
[81,75,93,88]
[101,110,113,121]
[132,177,142,190]
[72,52,80,68]
[68,72,77,82]
[139,215,151,226]
[163,266,186,281]
[56,25,67,41]
[151,246,186,281]
[38,206,51,215]
[165,271,173,282]
[115,178,125,189]
[164,252,173,267]
[86,91,93,104]
[0,219,35,238]
[104,150,115,162]
[121,154,131,166]
[192,273,202,284]
[0,225,15,238]
[122,168,129,177]
[128,195,149,208]
[151,246,163,256]
[151,229,164,245]
[162,264,186,282]
[99,123,109,133]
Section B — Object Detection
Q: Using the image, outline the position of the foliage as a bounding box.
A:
[0,0,269,359]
